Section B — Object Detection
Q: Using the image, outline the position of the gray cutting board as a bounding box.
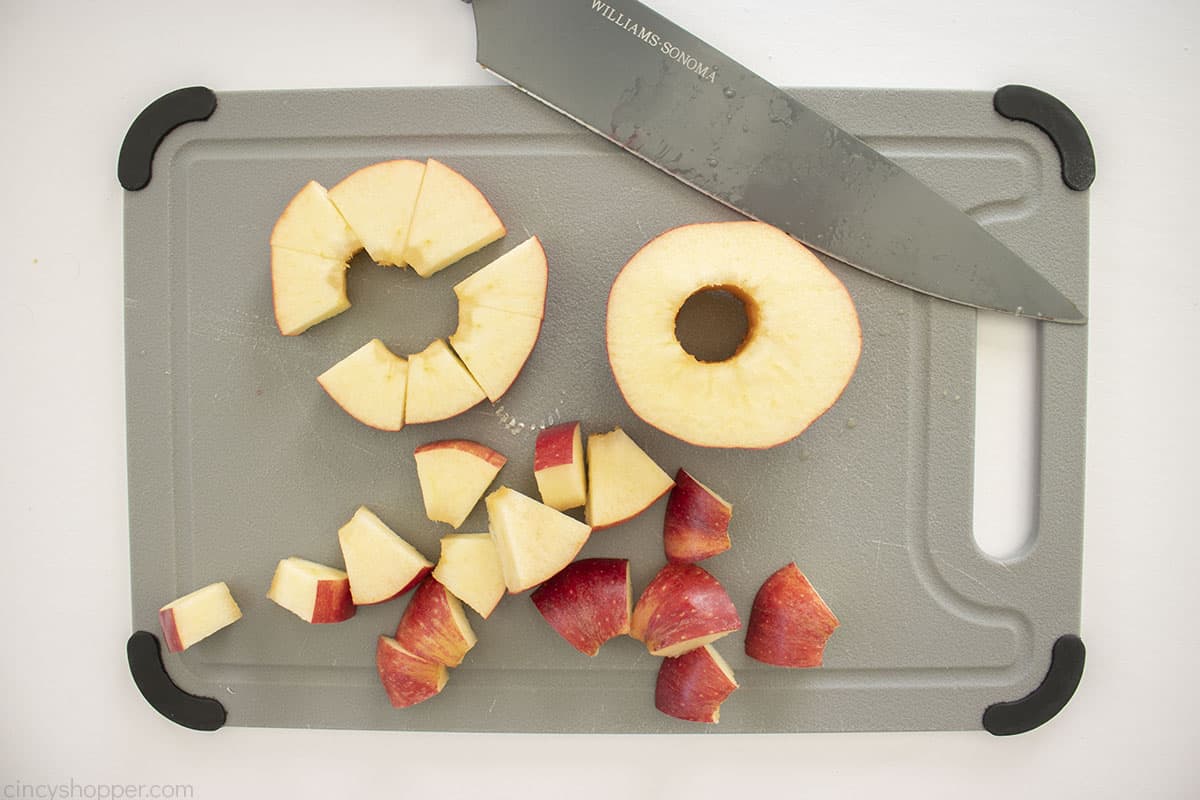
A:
[124,86,1087,733]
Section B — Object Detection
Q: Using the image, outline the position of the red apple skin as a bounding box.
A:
[663,469,732,563]
[312,578,356,623]
[414,439,507,469]
[745,562,839,667]
[530,558,630,656]
[375,636,447,708]
[395,577,473,667]
[629,563,741,656]
[534,422,580,471]
[158,609,184,653]
[655,645,738,724]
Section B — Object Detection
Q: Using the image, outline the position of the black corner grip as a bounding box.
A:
[126,631,226,731]
[983,634,1085,736]
[994,85,1095,191]
[118,86,217,191]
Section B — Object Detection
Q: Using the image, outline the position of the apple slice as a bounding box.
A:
[394,576,478,667]
[663,469,733,563]
[270,180,361,262]
[158,582,242,653]
[266,557,355,623]
[414,439,507,528]
[655,644,739,724]
[449,303,542,402]
[328,159,425,267]
[629,563,740,657]
[336,506,432,605]
[485,486,592,594]
[745,562,839,668]
[433,533,506,619]
[533,421,587,511]
[530,558,631,656]
[405,339,487,424]
[585,427,674,530]
[453,236,548,319]
[376,636,449,709]
[317,339,408,431]
[403,159,506,277]
[270,248,350,336]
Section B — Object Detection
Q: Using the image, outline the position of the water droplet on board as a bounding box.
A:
[723,87,737,98]
[707,157,719,167]
[846,418,858,429]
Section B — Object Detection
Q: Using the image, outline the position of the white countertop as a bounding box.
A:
[2,0,1197,796]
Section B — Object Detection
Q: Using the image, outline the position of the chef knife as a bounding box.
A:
[462,0,1084,323]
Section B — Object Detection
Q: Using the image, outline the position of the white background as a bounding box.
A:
[2,1,1197,797]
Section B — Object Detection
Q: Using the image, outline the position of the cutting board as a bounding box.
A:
[123,86,1088,734]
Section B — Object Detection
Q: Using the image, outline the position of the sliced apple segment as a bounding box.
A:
[405,339,487,424]
[453,236,548,319]
[663,469,733,563]
[485,486,592,594]
[266,557,355,623]
[745,562,839,668]
[376,636,449,709]
[336,506,432,605]
[449,304,542,402]
[655,644,738,724]
[158,582,242,653]
[585,427,674,529]
[270,180,361,262]
[531,558,631,656]
[414,440,507,528]
[403,159,506,277]
[317,339,408,431]
[630,563,740,657]
[328,159,425,267]
[394,576,478,667]
[270,248,350,336]
[433,533,506,619]
[534,421,587,511]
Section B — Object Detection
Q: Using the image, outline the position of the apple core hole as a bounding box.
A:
[674,287,753,363]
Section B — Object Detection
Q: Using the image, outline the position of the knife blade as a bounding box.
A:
[464,0,1084,323]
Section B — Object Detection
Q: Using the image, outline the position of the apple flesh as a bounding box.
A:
[433,533,507,619]
[336,506,432,605]
[270,248,350,336]
[317,339,408,431]
[327,159,425,267]
[158,581,242,653]
[655,644,738,724]
[530,558,631,656]
[449,303,542,402]
[663,469,733,563]
[629,563,740,657]
[269,180,361,262]
[376,636,449,709]
[606,221,862,448]
[585,427,674,530]
[403,159,506,277]
[533,421,587,511]
[404,339,487,424]
[394,576,478,667]
[485,486,592,594]
[266,557,355,623]
[414,439,507,528]
[452,236,548,319]
[745,562,839,668]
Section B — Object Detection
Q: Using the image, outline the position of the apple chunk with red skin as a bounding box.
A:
[414,439,507,528]
[630,563,741,656]
[395,576,478,667]
[317,339,408,431]
[433,533,507,619]
[534,421,587,511]
[663,469,733,563]
[745,562,839,667]
[158,582,242,653]
[376,636,449,709]
[486,486,592,594]
[337,506,432,605]
[585,427,674,530]
[655,644,739,724]
[531,558,631,656]
[266,557,355,623]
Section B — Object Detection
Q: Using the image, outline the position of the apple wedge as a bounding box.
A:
[530,558,631,656]
[629,563,740,657]
[403,159,506,277]
[745,562,839,668]
[270,180,361,262]
[655,644,739,724]
[663,469,733,563]
[414,440,507,528]
[405,339,487,424]
[394,576,478,667]
[485,486,592,594]
[158,582,242,653]
[534,421,587,511]
[376,636,449,709]
[585,427,674,530]
[317,339,408,431]
[270,248,350,336]
[433,533,506,619]
[336,506,432,605]
[449,303,542,402]
[453,236,548,319]
[328,159,425,267]
[266,557,355,623]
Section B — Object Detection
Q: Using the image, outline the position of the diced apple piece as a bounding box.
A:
[394,576,477,667]
[376,636,449,709]
[414,439,507,528]
[655,644,738,724]
[317,339,408,431]
[158,582,242,653]
[270,180,361,262]
[534,421,587,511]
[270,248,350,336]
[449,303,542,402]
[328,159,425,267]
[433,533,507,619]
[453,236,548,319]
[530,558,631,656]
[745,562,839,668]
[405,339,487,424]
[629,563,740,657]
[403,159,506,277]
[266,557,355,623]
[485,486,592,594]
[663,469,733,563]
[336,506,432,605]
[585,427,674,529]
